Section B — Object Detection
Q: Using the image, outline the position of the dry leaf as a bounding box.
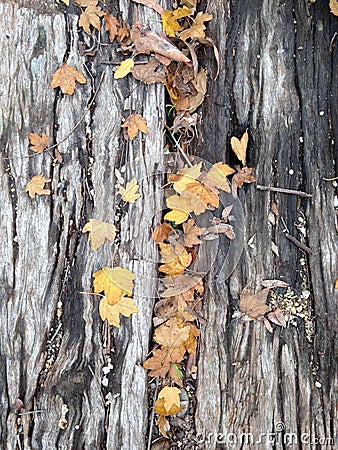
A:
[155,386,182,415]
[161,6,191,37]
[58,0,70,5]
[230,129,249,165]
[121,113,147,139]
[28,133,49,154]
[50,63,86,95]
[93,266,135,305]
[330,0,338,15]
[261,279,289,289]
[179,12,213,41]
[169,162,202,194]
[157,415,170,438]
[165,194,193,224]
[239,286,270,320]
[200,161,234,193]
[184,180,219,213]
[152,223,174,243]
[75,0,98,6]
[26,174,51,199]
[185,67,207,113]
[182,219,205,247]
[131,21,191,64]
[131,58,165,84]
[267,308,287,328]
[82,219,117,250]
[205,223,235,240]
[99,295,138,328]
[79,6,104,35]
[131,0,164,15]
[335,278,338,289]
[105,13,119,41]
[114,58,135,79]
[231,166,256,198]
[143,348,171,378]
[158,243,192,275]
[118,178,141,203]
[160,274,203,298]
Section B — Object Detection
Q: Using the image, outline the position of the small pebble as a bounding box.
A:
[315,381,322,388]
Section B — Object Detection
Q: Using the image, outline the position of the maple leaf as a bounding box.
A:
[182,219,205,247]
[154,317,190,350]
[231,166,256,198]
[79,6,104,35]
[26,175,51,199]
[261,279,289,289]
[330,0,338,16]
[28,133,49,154]
[50,63,86,95]
[131,58,165,84]
[231,129,249,165]
[121,113,148,140]
[158,243,192,275]
[155,386,183,415]
[200,162,234,193]
[152,223,174,243]
[179,12,213,41]
[82,219,117,250]
[184,180,219,213]
[114,58,135,79]
[205,223,235,240]
[143,348,171,378]
[160,274,203,299]
[183,322,200,354]
[99,295,138,328]
[161,6,191,37]
[169,162,202,194]
[93,266,135,305]
[239,286,270,320]
[104,13,119,41]
[157,414,170,438]
[118,178,141,203]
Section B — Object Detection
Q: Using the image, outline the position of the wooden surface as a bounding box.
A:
[0,0,337,449]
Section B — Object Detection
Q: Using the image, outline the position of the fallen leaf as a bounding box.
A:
[261,279,289,289]
[239,286,270,320]
[131,58,165,84]
[131,0,164,15]
[28,133,49,154]
[104,13,119,41]
[182,219,205,247]
[79,5,105,35]
[152,223,174,243]
[50,63,86,95]
[58,0,70,5]
[200,161,234,193]
[82,219,117,250]
[183,322,200,354]
[330,0,338,15]
[131,21,191,64]
[160,274,203,298]
[93,266,135,305]
[121,113,147,139]
[75,0,98,6]
[267,308,287,328]
[169,162,202,194]
[26,174,51,199]
[118,178,141,203]
[99,295,138,328]
[186,67,207,113]
[143,348,171,378]
[230,129,248,165]
[158,243,192,275]
[114,58,135,79]
[335,278,338,289]
[155,386,182,415]
[157,415,170,438]
[162,6,191,37]
[179,12,213,41]
[205,223,235,240]
[231,166,256,198]
[154,317,190,350]
[165,194,193,224]
[184,180,219,213]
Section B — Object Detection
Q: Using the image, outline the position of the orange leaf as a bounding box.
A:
[231,166,256,198]
[25,174,51,199]
[161,6,191,37]
[184,180,219,213]
[79,5,104,35]
[50,63,86,95]
[330,0,338,16]
[155,386,183,415]
[152,223,174,243]
[168,162,202,194]
[179,11,213,41]
[104,12,119,41]
[182,219,205,247]
[28,133,49,154]
[239,286,270,320]
[121,113,147,140]
[158,243,192,275]
[200,161,234,193]
[154,317,190,349]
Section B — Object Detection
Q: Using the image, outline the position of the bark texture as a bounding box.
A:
[0,0,337,450]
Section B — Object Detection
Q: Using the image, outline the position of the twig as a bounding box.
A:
[256,184,312,198]
[166,129,192,167]
[323,176,338,181]
[280,217,313,254]
[18,410,44,416]
[147,378,160,450]
[88,365,106,405]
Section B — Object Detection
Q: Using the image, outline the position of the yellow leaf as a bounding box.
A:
[28,133,49,154]
[93,266,135,305]
[330,0,338,15]
[99,295,138,328]
[168,162,202,194]
[155,386,182,415]
[158,243,192,276]
[118,178,141,203]
[79,5,105,35]
[114,58,135,79]
[184,180,219,213]
[121,113,148,140]
[82,219,117,250]
[230,129,249,165]
[164,209,189,225]
[58,0,70,5]
[161,6,191,37]
[50,63,86,95]
[201,161,235,193]
[25,174,51,199]
[179,11,213,41]
[156,414,170,438]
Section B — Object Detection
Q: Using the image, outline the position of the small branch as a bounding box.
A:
[18,410,44,416]
[323,176,338,181]
[256,184,312,198]
[166,129,192,167]
[284,233,313,255]
[147,378,159,450]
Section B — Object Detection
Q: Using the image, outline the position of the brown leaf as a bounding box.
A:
[143,348,171,378]
[200,161,234,193]
[50,63,86,95]
[152,223,174,243]
[267,308,287,328]
[28,132,49,154]
[160,274,203,298]
[205,223,235,240]
[156,415,170,438]
[158,243,192,276]
[131,58,165,84]
[185,67,207,113]
[179,12,213,41]
[131,21,191,64]
[183,180,219,214]
[231,166,256,198]
[230,129,249,165]
[131,0,164,15]
[182,219,206,247]
[154,317,190,349]
[239,286,270,320]
[261,279,289,289]
[121,113,148,140]
[79,6,105,35]
[155,386,182,415]
[75,0,98,6]
[104,13,119,41]
[25,174,51,199]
